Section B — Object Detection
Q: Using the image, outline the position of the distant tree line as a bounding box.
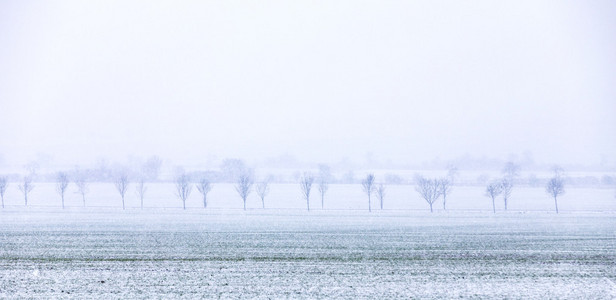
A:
[0,160,610,213]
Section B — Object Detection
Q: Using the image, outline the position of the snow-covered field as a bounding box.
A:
[0,184,615,298]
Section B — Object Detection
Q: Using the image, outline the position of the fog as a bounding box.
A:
[1,1,615,169]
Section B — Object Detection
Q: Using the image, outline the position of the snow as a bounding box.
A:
[0,183,615,298]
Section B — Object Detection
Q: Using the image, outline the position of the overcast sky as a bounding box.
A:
[1,1,614,168]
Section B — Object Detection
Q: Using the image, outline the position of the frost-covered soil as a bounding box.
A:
[0,209,614,299]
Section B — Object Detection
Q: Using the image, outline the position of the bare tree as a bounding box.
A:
[114,173,129,210]
[135,178,147,209]
[56,172,69,209]
[317,178,328,209]
[175,173,192,210]
[361,173,375,212]
[196,177,213,209]
[486,180,503,213]
[376,183,386,210]
[552,165,564,177]
[0,176,7,208]
[141,156,163,181]
[18,176,34,206]
[300,173,314,211]
[235,172,253,210]
[222,159,248,182]
[235,171,253,210]
[501,177,513,210]
[317,165,331,209]
[256,180,270,209]
[502,161,520,179]
[501,161,519,211]
[415,176,440,213]
[25,162,39,178]
[438,177,452,210]
[546,175,565,214]
[74,171,89,207]
[446,165,459,181]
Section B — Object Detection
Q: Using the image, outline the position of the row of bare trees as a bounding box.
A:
[485,168,565,213]
[178,168,563,213]
[120,173,216,210]
[0,175,37,207]
[413,176,453,213]
[0,171,91,208]
[359,173,386,212]
[0,166,568,212]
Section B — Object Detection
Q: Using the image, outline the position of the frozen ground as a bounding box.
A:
[0,184,614,298]
[0,208,615,299]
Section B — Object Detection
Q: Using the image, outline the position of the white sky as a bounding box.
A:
[1,1,614,168]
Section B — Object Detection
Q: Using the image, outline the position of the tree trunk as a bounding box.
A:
[25,194,28,206]
[429,203,433,213]
[203,195,207,209]
[380,198,383,210]
[122,196,125,210]
[183,199,186,210]
[82,194,86,207]
[141,196,143,209]
[368,194,371,212]
[261,197,265,209]
[554,196,559,214]
[321,194,324,209]
[504,197,508,211]
[1,195,4,208]
[62,194,65,209]
[243,198,246,210]
[443,195,447,210]
[492,197,496,213]
[307,197,310,211]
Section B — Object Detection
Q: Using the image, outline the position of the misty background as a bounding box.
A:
[1,1,615,173]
